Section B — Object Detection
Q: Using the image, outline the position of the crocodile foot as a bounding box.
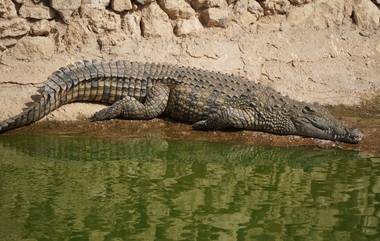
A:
[90,109,113,122]
[192,120,209,130]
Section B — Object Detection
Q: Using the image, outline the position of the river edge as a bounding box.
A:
[2,110,379,156]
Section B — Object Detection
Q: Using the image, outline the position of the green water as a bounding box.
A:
[0,134,379,241]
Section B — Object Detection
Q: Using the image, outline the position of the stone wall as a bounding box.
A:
[0,0,379,121]
[1,0,379,53]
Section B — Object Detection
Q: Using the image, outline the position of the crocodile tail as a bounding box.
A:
[0,59,152,133]
[0,94,49,133]
[0,66,70,133]
[0,60,106,133]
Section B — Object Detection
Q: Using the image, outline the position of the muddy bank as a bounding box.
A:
[3,110,379,156]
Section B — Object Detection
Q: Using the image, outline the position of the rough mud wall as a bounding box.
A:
[1,0,379,51]
[0,0,379,121]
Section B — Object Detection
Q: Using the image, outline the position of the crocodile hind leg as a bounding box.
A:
[192,106,255,131]
[91,84,170,121]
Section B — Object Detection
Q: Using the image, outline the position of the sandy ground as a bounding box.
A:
[0,26,380,122]
[2,113,379,155]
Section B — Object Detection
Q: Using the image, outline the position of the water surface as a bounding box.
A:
[0,134,379,241]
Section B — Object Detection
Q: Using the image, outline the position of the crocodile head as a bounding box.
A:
[288,104,363,144]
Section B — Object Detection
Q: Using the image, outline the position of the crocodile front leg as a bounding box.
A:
[192,106,255,131]
[91,84,170,121]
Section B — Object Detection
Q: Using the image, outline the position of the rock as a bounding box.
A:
[260,0,290,15]
[31,19,50,36]
[133,0,155,5]
[158,0,195,19]
[0,18,30,38]
[200,6,229,28]
[122,12,141,36]
[247,0,265,18]
[0,44,5,51]
[62,19,96,50]
[140,2,173,37]
[187,0,206,9]
[81,7,121,33]
[0,0,17,19]
[81,0,110,9]
[286,3,313,26]
[288,0,312,5]
[287,0,347,29]
[0,38,17,50]
[111,0,133,12]
[174,15,203,36]
[97,32,127,51]
[352,0,380,30]
[12,36,55,60]
[232,0,264,24]
[19,0,55,19]
[188,0,225,9]
[50,0,81,22]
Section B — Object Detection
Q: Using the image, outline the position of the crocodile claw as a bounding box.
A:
[90,109,110,122]
[192,120,209,130]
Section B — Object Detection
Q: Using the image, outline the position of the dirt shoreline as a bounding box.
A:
[2,111,379,156]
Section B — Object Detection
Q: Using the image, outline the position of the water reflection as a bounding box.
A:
[0,135,379,241]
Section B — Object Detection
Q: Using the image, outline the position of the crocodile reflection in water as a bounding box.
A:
[0,135,379,240]
[0,134,359,164]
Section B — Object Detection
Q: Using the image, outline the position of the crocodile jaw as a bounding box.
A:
[291,117,363,144]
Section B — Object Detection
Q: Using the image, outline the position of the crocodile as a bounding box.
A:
[0,60,363,143]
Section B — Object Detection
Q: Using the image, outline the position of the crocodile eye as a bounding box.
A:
[303,106,315,114]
